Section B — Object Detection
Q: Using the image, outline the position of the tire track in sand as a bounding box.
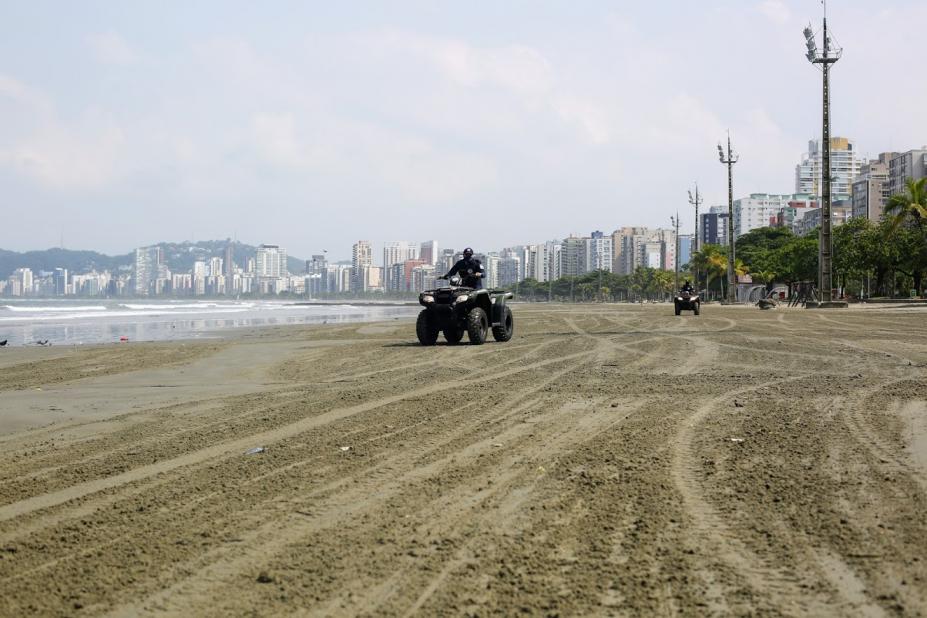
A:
[670,375,841,615]
[104,342,606,615]
[0,347,595,524]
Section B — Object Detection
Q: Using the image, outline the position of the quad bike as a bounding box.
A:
[416,273,514,345]
[674,290,700,316]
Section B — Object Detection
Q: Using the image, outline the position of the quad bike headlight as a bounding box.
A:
[422,295,434,303]
[455,295,469,303]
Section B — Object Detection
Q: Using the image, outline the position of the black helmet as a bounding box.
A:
[463,247,474,257]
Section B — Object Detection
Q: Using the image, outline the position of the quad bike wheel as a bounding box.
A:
[492,305,514,342]
[467,307,489,345]
[674,302,681,316]
[694,304,700,316]
[416,310,439,345]
[444,326,464,344]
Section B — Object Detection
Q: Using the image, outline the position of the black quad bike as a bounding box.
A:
[674,290,700,316]
[416,274,514,345]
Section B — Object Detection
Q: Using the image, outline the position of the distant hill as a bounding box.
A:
[0,241,306,279]
[0,248,132,279]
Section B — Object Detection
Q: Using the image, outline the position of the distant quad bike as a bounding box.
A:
[674,290,700,316]
[416,274,515,345]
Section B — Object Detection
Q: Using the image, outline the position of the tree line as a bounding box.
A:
[519,177,927,302]
[689,177,926,299]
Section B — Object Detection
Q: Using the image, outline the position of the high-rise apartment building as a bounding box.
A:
[306,254,328,296]
[208,257,223,277]
[355,265,382,292]
[547,241,562,281]
[134,246,162,296]
[523,244,547,282]
[774,195,817,229]
[352,241,373,292]
[498,255,522,287]
[410,264,437,293]
[733,194,795,238]
[224,245,235,279]
[383,241,417,268]
[383,242,417,290]
[560,236,587,277]
[419,241,438,266]
[678,235,693,269]
[699,208,730,247]
[255,245,287,278]
[852,153,894,221]
[614,228,673,274]
[587,231,614,272]
[9,267,33,297]
[888,148,927,200]
[795,137,862,200]
[612,227,649,275]
[53,268,68,296]
[437,249,456,275]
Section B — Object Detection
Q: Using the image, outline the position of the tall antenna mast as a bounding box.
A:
[717,132,739,304]
[803,0,845,308]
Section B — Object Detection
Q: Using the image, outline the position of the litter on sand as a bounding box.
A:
[339,446,351,452]
[729,438,745,443]
[245,447,266,455]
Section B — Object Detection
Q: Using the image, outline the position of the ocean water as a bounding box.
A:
[0,299,419,347]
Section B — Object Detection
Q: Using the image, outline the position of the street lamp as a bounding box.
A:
[718,134,738,304]
[670,214,680,293]
[688,184,703,291]
[803,3,843,307]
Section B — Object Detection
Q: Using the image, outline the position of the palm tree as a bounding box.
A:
[885,177,927,232]
[652,270,675,300]
[884,177,927,295]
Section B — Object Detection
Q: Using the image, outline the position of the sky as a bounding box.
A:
[1,0,925,261]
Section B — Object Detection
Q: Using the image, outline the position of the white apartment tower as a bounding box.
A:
[795,137,862,200]
[587,231,614,272]
[732,194,794,238]
[255,245,287,278]
[352,240,373,292]
[134,246,162,296]
[383,241,418,290]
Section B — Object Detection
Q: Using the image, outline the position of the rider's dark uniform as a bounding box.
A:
[445,257,484,289]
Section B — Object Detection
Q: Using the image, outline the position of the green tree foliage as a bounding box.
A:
[884,177,927,295]
[734,227,793,277]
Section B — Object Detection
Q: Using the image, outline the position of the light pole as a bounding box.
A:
[803,3,844,307]
[717,134,738,304]
[688,184,703,290]
[671,214,680,293]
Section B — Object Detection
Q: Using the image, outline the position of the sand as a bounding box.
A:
[0,304,925,616]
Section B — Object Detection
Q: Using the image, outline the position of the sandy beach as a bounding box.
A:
[1,303,925,616]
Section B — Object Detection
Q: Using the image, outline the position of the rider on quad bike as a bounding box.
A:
[674,280,700,316]
[444,247,483,289]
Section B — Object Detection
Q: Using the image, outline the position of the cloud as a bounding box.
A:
[4,125,126,190]
[757,1,791,25]
[0,73,52,115]
[87,32,138,65]
[552,95,615,145]
[376,30,554,96]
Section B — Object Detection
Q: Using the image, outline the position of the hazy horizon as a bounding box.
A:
[2,0,925,261]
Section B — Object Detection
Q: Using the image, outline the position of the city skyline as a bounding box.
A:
[2,1,926,258]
